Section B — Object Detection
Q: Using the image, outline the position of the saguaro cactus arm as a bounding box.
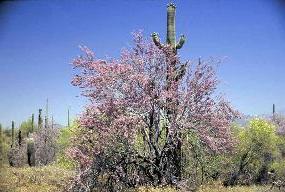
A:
[151,32,164,49]
[176,34,186,49]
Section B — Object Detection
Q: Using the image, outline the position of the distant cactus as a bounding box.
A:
[38,109,43,130]
[31,113,34,133]
[11,121,15,147]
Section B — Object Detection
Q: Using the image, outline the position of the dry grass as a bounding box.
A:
[0,166,281,192]
[197,181,278,192]
[0,164,74,192]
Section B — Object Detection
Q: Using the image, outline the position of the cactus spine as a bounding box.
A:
[38,109,43,130]
[11,121,15,147]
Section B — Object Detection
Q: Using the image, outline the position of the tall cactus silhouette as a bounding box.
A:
[38,109,43,130]
[31,113,34,133]
[11,121,15,147]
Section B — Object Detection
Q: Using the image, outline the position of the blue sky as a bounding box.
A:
[0,0,285,128]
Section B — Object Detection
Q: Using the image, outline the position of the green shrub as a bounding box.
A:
[56,123,77,169]
[224,119,279,186]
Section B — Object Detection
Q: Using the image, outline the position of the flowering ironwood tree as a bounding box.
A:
[68,31,238,191]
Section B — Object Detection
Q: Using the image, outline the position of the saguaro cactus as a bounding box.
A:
[11,121,15,147]
[152,3,185,53]
[152,3,187,83]
[151,3,186,180]
[38,109,43,130]
[31,113,34,133]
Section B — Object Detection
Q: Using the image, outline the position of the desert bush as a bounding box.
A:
[182,129,235,189]
[224,119,279,186]
[56,123,77,169]
[7,130,28,167]
[34,124,59,166]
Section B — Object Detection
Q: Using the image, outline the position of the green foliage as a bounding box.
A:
[56,122,77,169]
[238,119,278,155]
[0,126,12,165]
[271,160,285,180]
[19,118,33,137]
[225,119,280,185]
[182,129,231,188]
